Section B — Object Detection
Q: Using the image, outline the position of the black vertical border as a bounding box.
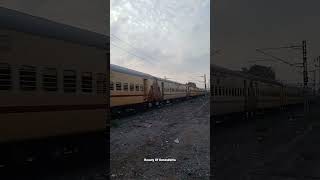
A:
[106,0,111,177]
[210,0,214,179]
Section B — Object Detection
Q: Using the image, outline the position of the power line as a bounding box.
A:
[110,42,155,65]
[110,34,161,63]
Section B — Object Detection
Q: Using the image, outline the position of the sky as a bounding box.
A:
[213,0,320,87]
[1,0,108,35]
[111,0,210,89]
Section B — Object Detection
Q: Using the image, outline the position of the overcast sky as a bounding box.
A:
[111,0,210,88]
[1,0,108,35]
[213,0,320,86]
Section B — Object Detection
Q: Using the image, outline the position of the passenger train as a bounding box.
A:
[211,64,313,119]
[0,7,205,164]
[110,64,206,113]
[0,7,108,163]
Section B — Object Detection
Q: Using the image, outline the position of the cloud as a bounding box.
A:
[111,0,210,88]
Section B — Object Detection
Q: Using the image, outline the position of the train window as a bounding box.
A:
[20,65,36,91]
[218,87,221,96]
[63,70,76,93]
[82,72,93,93]
[123,83,129,91]
[130,83,134,91]
[116,82,122,91]
[135,84,139,91]
[110,81,114,91]
[96,73,106,94]
[140,84,144,91]
[43,68,58,92]
[0,63,11,90]
[215,87,218,95]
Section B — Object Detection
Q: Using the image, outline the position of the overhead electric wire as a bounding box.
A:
[110,42,155,65]
[110,33,161,63]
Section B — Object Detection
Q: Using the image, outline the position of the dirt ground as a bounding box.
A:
[213,102,319,180]
[110,96,210,179]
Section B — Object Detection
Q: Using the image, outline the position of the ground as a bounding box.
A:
[110,96,210,179]
[214,100,320,180]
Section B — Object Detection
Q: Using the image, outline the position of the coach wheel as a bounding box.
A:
[155,102,159,106]
[148,103,153,108]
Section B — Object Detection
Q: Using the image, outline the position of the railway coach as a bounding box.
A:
[110,64,205,112]
[0,7,108,163]
[211,64,310,119]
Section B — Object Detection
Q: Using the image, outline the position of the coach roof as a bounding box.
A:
[111,64,154,79]
[0,7,108,49]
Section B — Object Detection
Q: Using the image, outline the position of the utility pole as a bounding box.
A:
[318,56,320,94]
[302,40,309,113]
[199,74,207,92]
[315,56,320,94]
[255,40,309,113]
[204,74,207,91]
[303,40,308,88]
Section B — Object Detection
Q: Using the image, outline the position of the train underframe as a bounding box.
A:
[212,101,306,124]
[111,94,205,119]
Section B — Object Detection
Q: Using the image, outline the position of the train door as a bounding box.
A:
[187,85,190,97]
[244,80,248,113]
[248,81,257,114]
[161,82,164,98]
[143,79,148,101]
